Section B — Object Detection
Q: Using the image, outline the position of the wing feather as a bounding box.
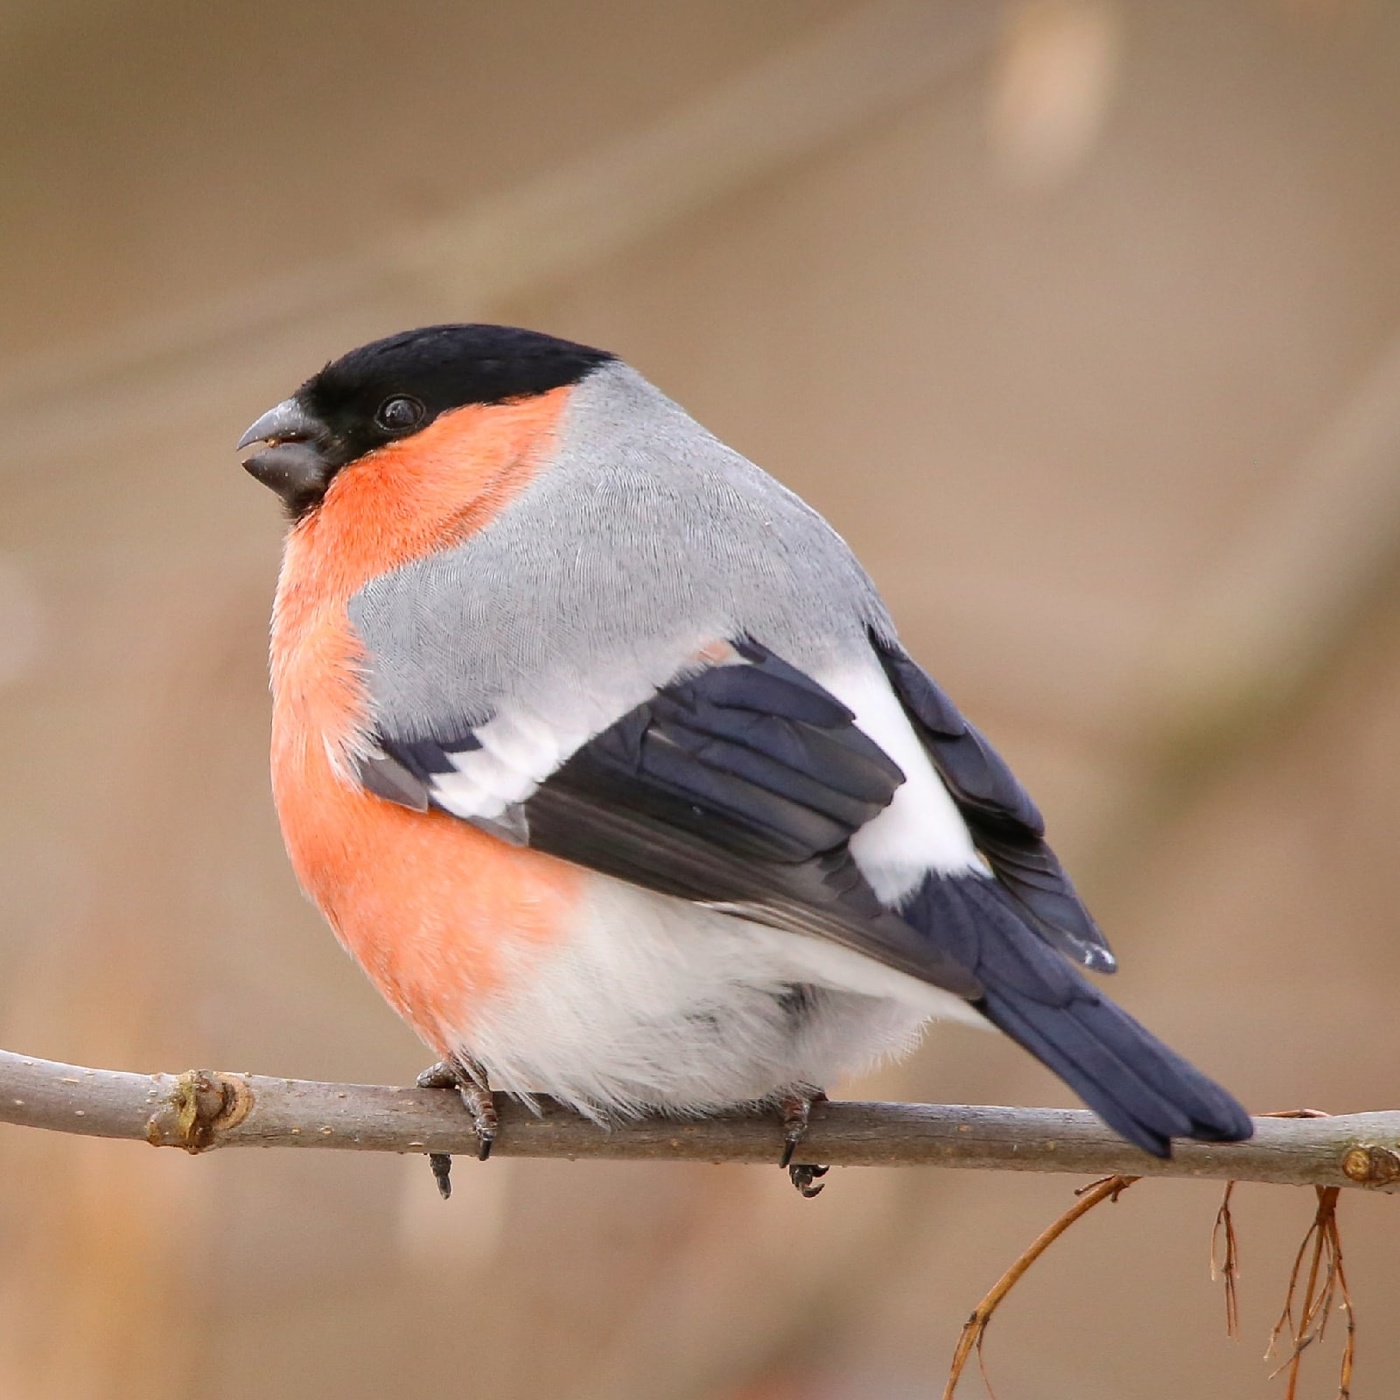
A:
[365,638,983,1000]
[870,631,1116,973]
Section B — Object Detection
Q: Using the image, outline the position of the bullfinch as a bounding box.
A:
[238,324,1251,1196]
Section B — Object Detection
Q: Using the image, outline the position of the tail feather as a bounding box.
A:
[903,874,1253,1158]
[978,986,1251,1156]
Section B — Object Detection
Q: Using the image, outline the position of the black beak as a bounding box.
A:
[237,398,334,511]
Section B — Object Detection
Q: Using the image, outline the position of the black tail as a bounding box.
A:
[903,874,1253,1157]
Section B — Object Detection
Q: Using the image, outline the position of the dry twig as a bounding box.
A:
[1212,1179,1242,1339]
[944,1108,1370,1399]
[1267,1186,1355,1400]
[950,1167,1361,1400]
[943,1174,1140,1399]
[1,1048,1399,1189]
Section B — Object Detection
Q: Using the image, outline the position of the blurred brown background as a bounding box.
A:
[3,1,1400,1396]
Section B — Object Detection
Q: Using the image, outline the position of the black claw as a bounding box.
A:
[418,1059,498,1165]
[777,1087,825,1171]
[789,1163,829,1198]
[429,1152,453,1200]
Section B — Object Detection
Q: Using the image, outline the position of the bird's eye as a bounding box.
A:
[375,395,426,433]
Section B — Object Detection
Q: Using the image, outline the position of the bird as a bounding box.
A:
[238,323,1252,1197]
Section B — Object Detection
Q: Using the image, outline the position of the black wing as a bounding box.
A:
[870,631,1116,973]
[367,639,983,1000]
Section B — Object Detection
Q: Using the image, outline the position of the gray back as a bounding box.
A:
[349,362,895,741]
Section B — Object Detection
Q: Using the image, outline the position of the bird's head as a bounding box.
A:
[237,324,612,517]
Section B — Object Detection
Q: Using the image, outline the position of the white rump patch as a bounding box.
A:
[814,663,984,903]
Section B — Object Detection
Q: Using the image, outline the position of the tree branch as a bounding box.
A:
[1,1047,1397,1190]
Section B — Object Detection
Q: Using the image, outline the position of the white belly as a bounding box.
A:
[447,871,983,1118]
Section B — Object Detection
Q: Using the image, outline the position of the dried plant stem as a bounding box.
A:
[1268,1186,1356,1400]
[1212,1179,1242,1338]
[943,1174,1140,1399]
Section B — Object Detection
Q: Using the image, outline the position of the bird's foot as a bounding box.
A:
[778,1087,830,1198]
[417,1057,500,1199]
[788,1163,830,1198]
